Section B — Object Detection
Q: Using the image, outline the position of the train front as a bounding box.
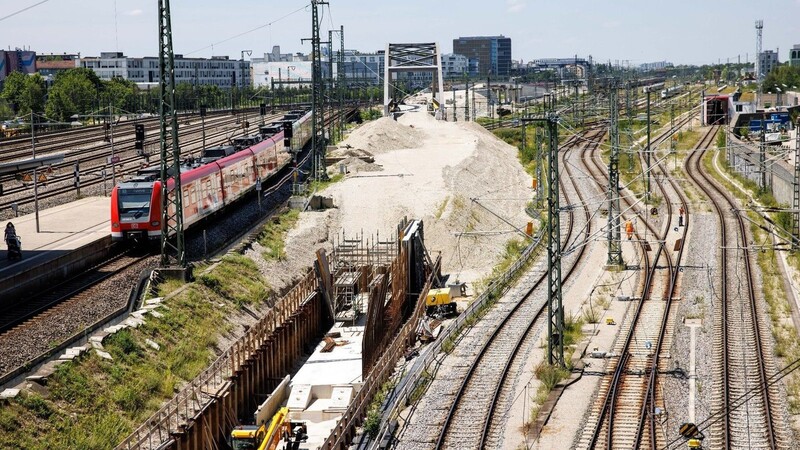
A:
[111,180,162,242]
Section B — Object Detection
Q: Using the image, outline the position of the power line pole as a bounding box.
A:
[626,81,635,172]
[545,112,564,368]
[464,75,469,122]
[756,20,764,106]
[535,126,543,206]
[645,87,651,201]
[761,113,767,191]
[337,25,345,142]
[608,85,623,266]
[158,0,185,268]
[793,118,800,250]
[487,72,492,121]
[303,0,329,181]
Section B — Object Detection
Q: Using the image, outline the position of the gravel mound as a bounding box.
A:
[247,111,531,295]
[339,117,425,155]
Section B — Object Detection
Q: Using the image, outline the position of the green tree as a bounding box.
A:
[102,77,137,112]
[0,71,46,116]
[45,68,103,121]
[175,82,197,111]
[762,64,800,93]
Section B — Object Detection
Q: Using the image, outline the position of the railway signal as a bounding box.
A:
[74,162,80,196]
[135,124,145,151]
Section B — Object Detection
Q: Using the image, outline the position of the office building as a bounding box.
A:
[452,36,511,77]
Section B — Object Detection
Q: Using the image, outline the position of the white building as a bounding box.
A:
[252,61,314,88]
[80,52,250,88]
[441,53,469,78]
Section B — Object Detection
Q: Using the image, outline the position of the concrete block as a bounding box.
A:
[104,325,124,334]
[329,386,353,409]
[150,310,163,318]
[145,339,160,351]
[145,297,163,305]
[124,317,145,328]
[0,389,20,400]
[287,384,312,410]
[89,332,108,343]
[95,350,113,360]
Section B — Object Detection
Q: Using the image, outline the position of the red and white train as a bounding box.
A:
[111,110,313,242]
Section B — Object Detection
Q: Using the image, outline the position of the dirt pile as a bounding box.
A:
[247,111,532,295]
[339,117,425,155]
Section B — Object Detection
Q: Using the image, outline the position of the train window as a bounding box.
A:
[118,187,152,217]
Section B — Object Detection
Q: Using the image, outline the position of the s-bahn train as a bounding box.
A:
[111,110,312,242]
[660,85,683,100]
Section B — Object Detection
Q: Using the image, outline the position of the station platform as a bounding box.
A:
[0,197,112,307]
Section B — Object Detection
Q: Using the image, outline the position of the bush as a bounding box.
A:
[534,363,569,391]
[359,108,382,121]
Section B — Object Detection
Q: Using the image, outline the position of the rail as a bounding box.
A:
[369,227,545,448]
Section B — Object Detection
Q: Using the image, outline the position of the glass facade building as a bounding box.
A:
[452,35,511,77]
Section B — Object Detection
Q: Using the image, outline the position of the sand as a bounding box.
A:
[248,110,532,295]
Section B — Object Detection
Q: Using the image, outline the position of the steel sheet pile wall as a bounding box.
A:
[363,273,389,377]
[116,269,324,450]
[322,255,440,450]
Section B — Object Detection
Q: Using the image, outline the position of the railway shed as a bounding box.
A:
[702,94,728,125]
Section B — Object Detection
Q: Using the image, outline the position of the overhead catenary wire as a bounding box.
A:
[185,4,310,56]
[0,0,50,23]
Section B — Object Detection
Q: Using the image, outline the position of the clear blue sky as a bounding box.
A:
[3,0,800,66]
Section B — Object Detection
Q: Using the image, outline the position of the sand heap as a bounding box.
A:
[249,111,532,294]
[338,117,425,155]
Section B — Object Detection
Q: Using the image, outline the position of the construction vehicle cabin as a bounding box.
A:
[230,377,308,450]
[426,288,457,316]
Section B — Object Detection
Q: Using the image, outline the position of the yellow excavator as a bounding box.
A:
[230,377,307,450]
[230,406,308,450]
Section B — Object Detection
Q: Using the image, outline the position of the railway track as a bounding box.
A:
[0,250,154,334]
[0,110,269,206]
[0,108,354,217]
[576,109,695,449]
[685,125,785,449]
[432,128,602,449]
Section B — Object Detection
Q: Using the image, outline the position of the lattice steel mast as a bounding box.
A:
[545,113,564,367]
[794,118,800,250]
[607,84,623,266]
[305,0,328,180]
[337,26,345,142]
[158,0,184,268]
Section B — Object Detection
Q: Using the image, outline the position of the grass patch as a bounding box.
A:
[257,209,300,261]
[362,377,398,438]
[1,250,273,448]
[308,173,344,193]
[157,278,184,298]
[199,253,270,306]
[435,196,449,220]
